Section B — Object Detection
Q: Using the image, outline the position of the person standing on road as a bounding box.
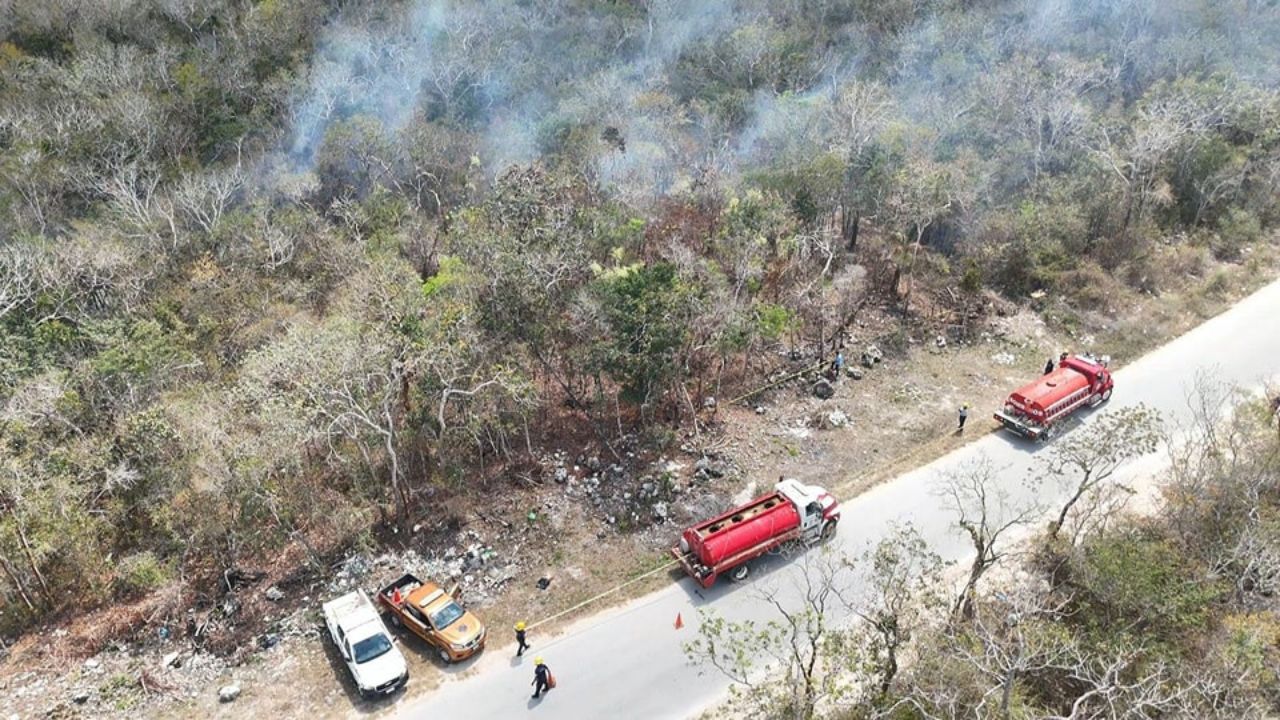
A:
[1044,357,1055,374]
[532,657,551,698]
[515,621,530,657]
[958,404,969,431]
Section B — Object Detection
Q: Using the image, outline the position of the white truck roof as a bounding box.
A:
[776,478,825,508]
[323,591,383,640]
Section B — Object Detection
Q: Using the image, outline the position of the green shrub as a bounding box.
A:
[1213,207,1263,260]
[113,551,171,599]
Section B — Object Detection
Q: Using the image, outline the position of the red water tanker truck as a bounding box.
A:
[671,479,841,588]
[994,353,1114,440]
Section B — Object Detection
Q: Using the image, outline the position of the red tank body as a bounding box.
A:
[683,492,801,568]
[1008,365,1093,420]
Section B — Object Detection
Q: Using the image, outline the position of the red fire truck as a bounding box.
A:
[995,353,1114,440]
[671,479,840,588]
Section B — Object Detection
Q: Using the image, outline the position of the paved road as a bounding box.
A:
[387,279,1280,720]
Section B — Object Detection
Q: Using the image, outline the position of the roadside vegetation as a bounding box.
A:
[2,0,1279,672]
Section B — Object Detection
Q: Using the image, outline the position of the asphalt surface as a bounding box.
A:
[386,279,1280,720]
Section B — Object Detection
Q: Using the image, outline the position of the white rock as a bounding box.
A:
[218,684,241,702]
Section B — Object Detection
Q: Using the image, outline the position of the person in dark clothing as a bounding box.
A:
[515,621,530,657]
[1044,357,1055,374]
[958,404,969,431]
[532,657,551,698]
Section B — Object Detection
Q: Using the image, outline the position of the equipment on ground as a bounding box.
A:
[671,479,840,588]
[994,353,1114,440]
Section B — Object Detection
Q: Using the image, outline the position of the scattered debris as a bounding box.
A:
[263,586,285,602]
[827,409,850,428]
[862,345,883,368]
[754,405,766,414]
[536,577,552,591]
[812,379,835,399]
[162,652,180,669]
[991,351,1016,366]
[218,684,241,703]
[846,367,865,380]
[71,688,90,704]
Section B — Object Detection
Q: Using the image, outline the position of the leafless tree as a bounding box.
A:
[852,523,946,698]
[938,457,1042,622]
[1041,404,1161,543]
[950,586,1075,720]
[686,549,859,720]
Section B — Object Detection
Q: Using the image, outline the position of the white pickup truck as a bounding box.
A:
[322,590,409,699]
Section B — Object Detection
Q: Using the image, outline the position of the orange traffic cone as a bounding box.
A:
[674,613,684,630]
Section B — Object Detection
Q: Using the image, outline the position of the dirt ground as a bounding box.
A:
[3,240,1277,720]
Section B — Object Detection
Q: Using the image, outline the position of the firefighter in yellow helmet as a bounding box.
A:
[514,621,530,657]
[531,656,551,698]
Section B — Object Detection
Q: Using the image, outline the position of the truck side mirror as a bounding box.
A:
[447,582,461,600]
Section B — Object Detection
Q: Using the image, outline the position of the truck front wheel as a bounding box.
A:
[1100,388,1112,403]
[821,520,839,542]
[438,648,452,664]
[729,564,750,582]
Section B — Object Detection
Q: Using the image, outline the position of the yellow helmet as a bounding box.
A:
[534,656,545,665]
[515,621,526,631]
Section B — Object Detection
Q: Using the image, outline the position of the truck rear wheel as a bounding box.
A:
[729,564,750,582]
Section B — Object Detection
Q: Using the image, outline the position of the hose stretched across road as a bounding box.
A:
[525,559,680,631]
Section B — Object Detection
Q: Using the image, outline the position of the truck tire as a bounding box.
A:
[729,564,750,582]
[388,613,402,628]
[821,519,838,542]
[1040,424,1055,441]
[1100,388,1112,403]
[438,648,452,664]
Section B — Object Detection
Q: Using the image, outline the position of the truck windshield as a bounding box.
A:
[430,601,465,630]
[352,634,393,663]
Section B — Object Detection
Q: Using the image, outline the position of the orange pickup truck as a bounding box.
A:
[377,573,487,663]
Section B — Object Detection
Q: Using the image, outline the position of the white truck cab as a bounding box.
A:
[322,590,408,699]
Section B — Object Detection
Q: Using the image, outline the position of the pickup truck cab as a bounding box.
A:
[378,573,487,663]
[322,590,408,699]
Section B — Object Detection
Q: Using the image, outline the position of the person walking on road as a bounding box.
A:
[1044,357,1055,374]
[958,404,969,431]
[531,657,552,698]
[515,621,530,657]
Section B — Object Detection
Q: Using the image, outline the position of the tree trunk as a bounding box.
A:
[9,510,51,602]
[0,554,36,611]
[843,212,860,252]
[880,637,898,696]
[1000,669,1016,719]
